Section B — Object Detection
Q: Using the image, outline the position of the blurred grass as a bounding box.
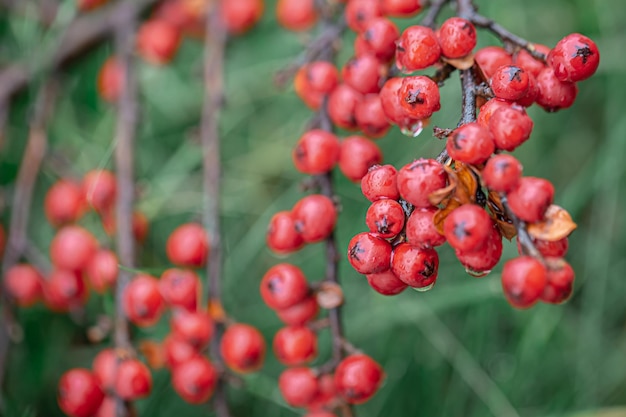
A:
[1,0,626,416]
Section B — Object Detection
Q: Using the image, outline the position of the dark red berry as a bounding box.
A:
[549,33,600,82]
[334,354,384,404]
[482,154,523,193]
[97,57,125,103]
[379,77,418,129]
[260,263,309,310]
[221,324,266,373]
[338,136,383,182]
[365,199,405,239]
[446,122,495,164]
[506,177,554,223]
[443,204,492,252]
[92,349,117,391]
[43,269,88,312]
[382,0,423,17]
[366,270,408,296]
[45,179,85,227]
[437,17,476,58]
[513,44,551,77]
[294,61,339,110]
[136,20,181,65]
[397,158,447,208]
[520,237,569,258]
[171,310,214,348]
[477,98,513,127]
[221,0,264,34]
[83,169,116,213]
[501,256,547,308]
[85,249,118,293]
[347,232,392,274]
[163,334,198,369]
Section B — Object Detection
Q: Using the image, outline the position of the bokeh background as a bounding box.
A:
[1,0,625,416]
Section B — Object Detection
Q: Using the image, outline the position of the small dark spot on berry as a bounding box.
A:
[506,67,523,82]
[375,216,391,234]
[295,144,306,161]
[573,44,593,64]
[364,30,372,41]
[408,160,428,171]
[405,89,425,106]
[356,11,365,22]
[349,241,365,260]
[267,276,281,294]
[421,260,435,278]
[454,221,470,240]
[396,44,406,53]
[494,160,509,173]
[451,133,465,150]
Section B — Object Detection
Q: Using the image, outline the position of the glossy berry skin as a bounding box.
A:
[327,84,363,130]
[171,310,214,348]
[172,356,218,404]
[163,334,198,369]
[276,0,317,31]
[335,354,384,404]
[159,268,199,311]
[275,296,319,326]
[345,0,383,33]
[359,18,399,61]
[294,61,339,110]
[549,33,600,82]
[273,326,317,366]
[44,269,88,312]
[122,274,165,327]
[437,17,476,58]
[446,122,495,165]
[365,199,405,239]
[58,369,104,417]
[488,106,534,151]
[342,54,383,94]
[292,194,337,243]
[398,76,441,120]
[535,67,578,112]
[347,232,392,274]
[475,46,512,79]
[97,57,124,103]
[361,164,399,202]
[339,136,383,182]
[82,170,116,213]
[382,0,422,17]
[379,77,417,128]
[92,349,117,391]
[490,66,530,101]
[279,367,319,407]
[541,257,575,304]
[220,323,266,373]
[45,179,85,227]
[260,263,309,310]
[455,223,503,274]
[166,223,209,268]
[397,158,447,208]
[136,20,181,65]
[482,154,523,193]
[50,225,98,272]
[85,249,119,293]
[355,94,390,138]
[293,129,341,174]
[514,44,551,78]
[395,26,441,71]
[220,0,264,34]
[501,256,547,308]
[527,237,569,258]
[266,211,304,254]
[3,264,42,307]
[506,177,554,223]
[477,98,513,127]
[307,373,337,411]
[114,359,152,400]
[366,270,408,296]
[405,207,446,248]
[391,243,439,289]
[443,204,492,253]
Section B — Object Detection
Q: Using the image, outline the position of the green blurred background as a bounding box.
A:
[1,0,625,416]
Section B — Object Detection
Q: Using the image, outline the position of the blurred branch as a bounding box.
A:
[422,0,450,29]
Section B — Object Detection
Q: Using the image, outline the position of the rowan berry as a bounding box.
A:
[159,268,199,311]
[366,270,408,296]
[166,223,209,268]
[398,76,441,120]
[395,26,441,71]
[365,199,405,239]
[513,44,551,77]
[122,274,165,327]
[92,349,117,391]
[475,46,512,79]
[361,164,400,202]
[501,256,547,308]
[455,223,503,275]
[355,94,391,138]
[260,263,309,310]
[85,249,118,293]
[95,396,115,417]
[443,204,492,252]
[490,66,530,101]
[292,194,337,243]
[97,57,124,103]
[379,77,418,128]
[273,326,318,366]
[163,334,198,369]
[327,84,362,130]
[342,55,383,95]
[171,310,214,348]
[3,264,42,307]
[515,73,539,107]
[276,0,317,32]
[58,369,104,417]
[334,354,384,404]
[339,136,383,182]
[477,98,513,127]
[535,67,578,112]
[220,0,264,34]
[358,18,400,61]
[541,257,575,304]
[397,158,447,208]
[275,295,319,326]
[382,0,423,17]
[220,323,266,373]
[151,0,205,38]
[307,373,337,411]
[44,269,88,312]
[521,237,569,258]
[82,170,116,213]
[482,154,523,193]
[45,179,85,227]
[347,232,392,274]
[50,225,98,272]
[446,122,495,164]
[405,207,446,248]
[506,177,554,223]
[279,367,319,407]
[136,20,181,65]
[549,33,600,82]
[267,210,304,254]
[172,356,218,404]
[293,129,341,175]
[391,243,439,289]
[294,62,339,110]
[488,106,534,151]
[345,0,383,33]
[437,17,476,58]
[114,359,152,400]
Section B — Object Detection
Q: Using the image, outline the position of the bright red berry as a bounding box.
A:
[549,33,600,82]
[172,356,218,404]
[92,349,117,391]
[437,17,476,58]
[455,223,503,275]
[477,98,513,127]
[342,54,383,94]
[482,154,523,193]
[307,373,337,411]
[358,18,399,61]
[506,177,554,223]
[327,84,363,130]
[3,264,42,307]
[43,269,88,312]
[446,122,495,164]
[397,158,447,208]
[361,164,399,202]
[345,0,383,33]
[475,46,512,79]
[488,105,534,151]
[58,369,104,417]
[85,249,118,293]
[260,263,309,310]
[398,76,441,120]
[541,257,575,304]
[276,0,317,31]
[293,129,341,175]
[171,310,214,348]
[443,204,492,252]
[166,223,209,268]
[339,136,383,182]
[82,170,116,213]
[50,225,98,272]
[163,334,198,369]
[334,354,384,404]
[45,179,85,227]
[379,77,419,129]
[347,232,392,274]
[279,367,319,407]
[501,256,547,308]
[136,20,181,65]
[97,57,125,103]
[535,67,578,112]
[273,325,318,366]
[220,323,266,373]
[391,243,439,289]
[294,61,339,110]
[275,295,319,326]
[395,26,441,71]
[159,268,199,311]
[513,44,551,78]
[292,194,337,243]
[221,0,264,34]
[520,237,569,258]
[405,207,446,248]
[267,210,304,254]
[366,270,408,296]
[490,66,530,101]
[355,94,391,138]
[122,274,165,327]
[382,0,423,17]
[114,359,152,400]
[365,199,405,239]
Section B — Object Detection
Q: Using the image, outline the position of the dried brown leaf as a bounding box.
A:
[527,205,577,241]
[442,54,475,70]
[139,341,165,369]
[433,199,462,235]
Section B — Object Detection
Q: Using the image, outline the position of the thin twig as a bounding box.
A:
[201,2,230,416]
[421,0,450,29]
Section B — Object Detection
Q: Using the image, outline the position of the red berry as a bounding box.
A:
[171,310,214,348]
[382,0,422,17]
[475,46,512,79]
[365,199,405,239]
[520,237,569,258]
[275,295,319,326]
[172,356,218,404]
[379,77,418,128]
[366,270,408,296]
[347,232,392,274]
[334,354,384,404]
[391,243,439,289]
[276,0,317,31]
[358,18,399,61]
[488,106,534,152]
[294,61,339,110]
[92,349,117,391]
[490,66,530,101]
[342,54,383,94]
[85,249,118,293]
[405,207,446,248]
[549,33,600,82]
[95,396,115,417]
[260,263,309,310]
[136,20,181,65]
[515,73,539,107]
[482,154,523,193]
[220,323,266,373]
[163,334,198,369]
[513,44,551,78]
[361,164,399,202]
[43,269,88,312]
[159,268,200,312]
[339,136,383,182]
[151,0,205,38]
[122,274,165,327]
[273,325,318,366]
[58,369,104,417]
[50,225,98,272]
[397,158,447,208]
[166,223,209,268]
[307,373,337,411]
[398,76,441,120]
[45,179,85,227]
[97,57,125,103]
[455,223,503,275]
[443,204,492,253]
[82,170,116,213]
[355,94,390,138]
[535,67,578,112]
[279,367,319,407]
[292,194,337,243]
[114,359,152,400]
[327,84,363,130]
[266,210,304,254]
[220,0,264,34]
[446,122,495,164]
[132,211,150,243]
[501,256,547,308]
[305,412,338,417]
[395,26,441,71]
[3,264,42,307]
[477,98,513,127]
[506,177,554,223]
[293,129,341,175]
[345,0,383,33]
[437,17,476,58]
[541,257,575,304]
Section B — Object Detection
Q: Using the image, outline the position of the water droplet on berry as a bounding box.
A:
[411,282,435,292]
[465,267,491,278]
[401,120,424,138]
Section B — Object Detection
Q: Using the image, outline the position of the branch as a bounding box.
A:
[421,0,450,29]
[200,2,230,416]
